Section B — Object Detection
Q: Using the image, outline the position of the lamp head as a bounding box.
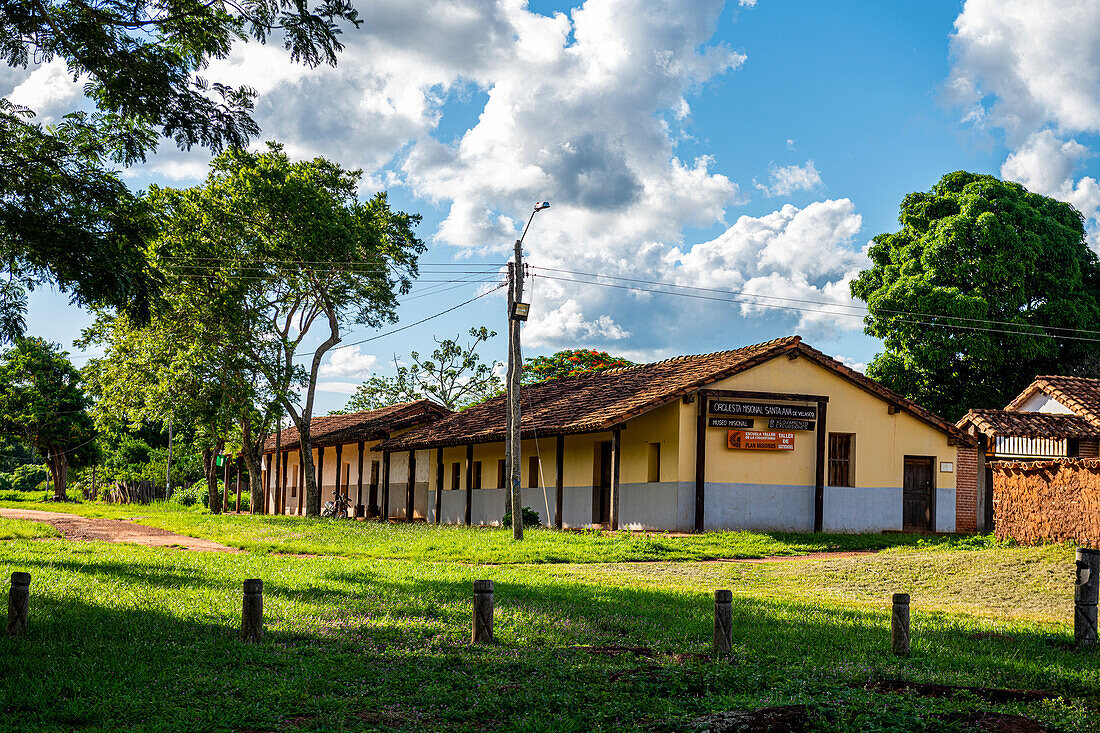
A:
[534,201,550,212]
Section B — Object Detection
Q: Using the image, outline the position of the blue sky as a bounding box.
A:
[10,0,1100,415]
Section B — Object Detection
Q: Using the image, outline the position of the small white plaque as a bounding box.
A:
[939,462,954,473]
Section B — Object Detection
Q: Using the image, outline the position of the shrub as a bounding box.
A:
[171,482,208,508]
[0,464,48,492]
[501,506,542,528]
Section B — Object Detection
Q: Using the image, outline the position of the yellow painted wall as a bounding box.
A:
[681,355,957,490]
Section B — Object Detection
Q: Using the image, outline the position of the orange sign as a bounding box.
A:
[727,430,795,451]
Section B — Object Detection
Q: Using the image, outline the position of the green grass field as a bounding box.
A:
[0,497,999,563]
[0,502,1096,732]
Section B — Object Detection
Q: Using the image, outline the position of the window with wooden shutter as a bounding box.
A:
[451,462,460,491]
[828,433,854,487]
[528,455,540,487]
[497,459,507,489]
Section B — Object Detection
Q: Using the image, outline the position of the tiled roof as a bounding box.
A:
[378,336,972,452]
[1005,375,1100,424]
[263,399,449,453]
[957,409,1100,438]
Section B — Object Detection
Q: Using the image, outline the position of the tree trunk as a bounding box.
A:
[204,440,225,513]
[47,448,68,502]
[238,413,267,515]
[298,427,320,516]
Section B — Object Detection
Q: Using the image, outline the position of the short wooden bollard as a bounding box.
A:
[7,572,30,638]
[240,579,263,642]
[471,579,493,644]
[713,589,733,656]
[1075,547,1099,648]
[891,593,910,656]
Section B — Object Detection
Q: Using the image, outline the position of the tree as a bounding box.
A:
[151,144,423,515]
[0,338,96,500]
[850,171,1100,420]
[343,328,503,412]
[0,0,361,339]
[524,349,635,383]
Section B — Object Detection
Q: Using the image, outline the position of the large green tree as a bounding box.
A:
[151,144,422,515]
[850,171,1100,420]
[0,338,96,500]
[0,0,360,339]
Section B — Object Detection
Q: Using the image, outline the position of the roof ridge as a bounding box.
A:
[599,336,801,376]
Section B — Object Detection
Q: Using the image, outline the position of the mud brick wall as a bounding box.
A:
[992,458,1100,548]
[955,445,978,532]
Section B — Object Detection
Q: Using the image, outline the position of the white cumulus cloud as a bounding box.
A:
[754,161,823,197]
[318,347,379,379]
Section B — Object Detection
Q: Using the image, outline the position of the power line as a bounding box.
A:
[530,273,1100,344]
[527,265,1100,337]
[290,283,506,362]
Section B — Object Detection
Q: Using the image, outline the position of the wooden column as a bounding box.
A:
[297,452,304,516]
[406,449,416,522]
[235,456,243,513]
[464,444,473,526]
[381,450,391,520]
[222,454,230,515]
[279,451,287,516]
[356,441,365,518]
[694,396,707,533]
[316,446,325,514]
[814,400,828,532]
[435,448,444,524]
[610,428,622,531]
[263,460,271,516]
[335,444,344,515]
[368,456,380,518]
[554,434,564,530]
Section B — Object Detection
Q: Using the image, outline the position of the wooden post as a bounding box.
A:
[240,579,263,642]
[356,441,365,518]
[554,434,564,530]
[892,593,910,656]
[435,448,444,524]
[814,400,828,532]
[316,446,326,510]
[7,572,30,638]
[335,444,344,516]
[713,589,732,656]
[695,395,707,533]
[297,452,304,516]
[464,444,473,526]
[274,417,282,515]
[610,427,622,531]
[471,579,493,644]
[235,455,242,513]
[222,454,230,515]
[1075,547,1099,648]
[381,450,391,520]
[405,449,416,522]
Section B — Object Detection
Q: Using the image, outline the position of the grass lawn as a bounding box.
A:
[0,497,999,563]
[0,516,58,541]
[0,528,1096,732]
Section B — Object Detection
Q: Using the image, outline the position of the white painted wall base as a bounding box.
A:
[935,487,956,533]
[823,486,902,532]
[704,482,815,532]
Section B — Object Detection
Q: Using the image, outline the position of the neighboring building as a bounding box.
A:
[957,375,1100,531]
[376,336,977,533]
[260,399,450,517]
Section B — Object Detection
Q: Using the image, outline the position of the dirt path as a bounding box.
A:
[0,508,240,553]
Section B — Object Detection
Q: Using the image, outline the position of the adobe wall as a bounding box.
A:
[992,458,1100,547]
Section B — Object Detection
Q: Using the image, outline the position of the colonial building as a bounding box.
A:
[260,399,450,517]
[957,375,1100,531]
[374,336,978,533]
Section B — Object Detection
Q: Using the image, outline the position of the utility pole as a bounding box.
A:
[506,201,548,541]
[504,261,515,527]
[508,242,524,540]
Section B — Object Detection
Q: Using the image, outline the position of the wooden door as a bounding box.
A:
[594,441,612,524]
[903,457,934,532]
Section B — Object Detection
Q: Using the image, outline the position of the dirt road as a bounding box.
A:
[0,508,239,553]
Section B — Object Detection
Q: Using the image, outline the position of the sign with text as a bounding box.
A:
[768,418,815,431]
[710,400,817,420]
[727,430,795,451]
[709,417,754,429]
